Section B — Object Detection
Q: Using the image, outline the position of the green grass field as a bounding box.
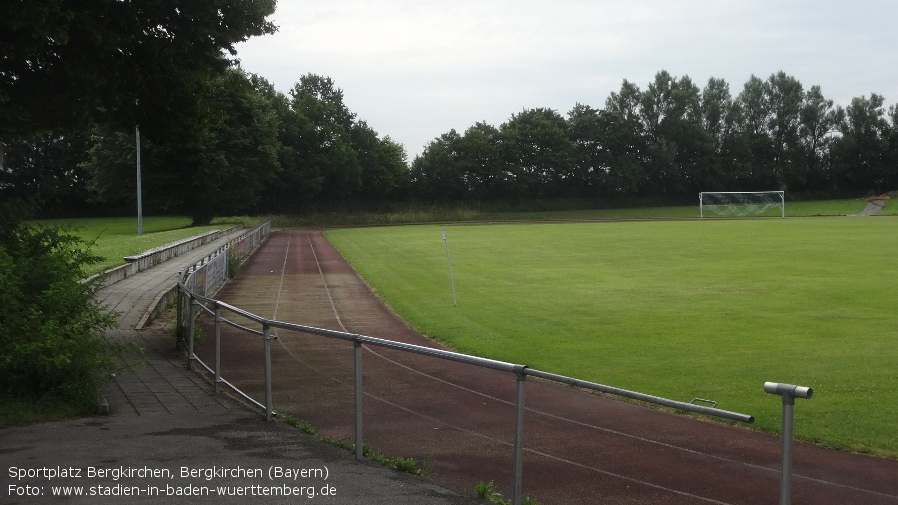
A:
[325,213,898,458]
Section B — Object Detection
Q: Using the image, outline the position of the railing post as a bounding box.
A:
[354,340,364,461]
[176,285,183,342]
[264,324,273,421]
[214,304,222,394]
[764,382,813,505]
[512,365,527,505]
[186,294,195,370]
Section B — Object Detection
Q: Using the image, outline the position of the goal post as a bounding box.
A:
[699,191,785,218]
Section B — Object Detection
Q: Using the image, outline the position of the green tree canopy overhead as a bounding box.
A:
[0,0,276,140]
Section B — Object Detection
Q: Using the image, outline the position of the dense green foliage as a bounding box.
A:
[0,224,119,411]
[0,0,278,222]
[258,74,409,212]
[411,71,898,204]
[82,68,282,225]
[326,218,898,457]
[0,0,275,138]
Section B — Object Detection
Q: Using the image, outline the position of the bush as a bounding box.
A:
[0,224,121,411]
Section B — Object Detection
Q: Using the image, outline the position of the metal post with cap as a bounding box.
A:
[764,382,813,505]
[512,365,527,505]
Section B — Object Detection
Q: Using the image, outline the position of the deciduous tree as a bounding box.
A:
[0,0,276,140]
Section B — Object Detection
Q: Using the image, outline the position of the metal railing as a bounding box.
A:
[177,283,760,505]
[175,221,270,345]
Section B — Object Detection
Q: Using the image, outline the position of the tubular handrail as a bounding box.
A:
[272,320,523,374]
[182,287,756,422]
[182,288,527,375]
[525,369,754,424]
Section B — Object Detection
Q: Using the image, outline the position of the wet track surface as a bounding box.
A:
[196,230,898,505]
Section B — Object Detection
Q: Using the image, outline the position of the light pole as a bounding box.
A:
[135,123,142,235]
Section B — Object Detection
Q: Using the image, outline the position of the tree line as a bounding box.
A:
[411,71,898,205]
[7,70,898,226]
[3,70,409,225]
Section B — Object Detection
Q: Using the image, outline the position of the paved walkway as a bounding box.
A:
[1,229,478,505]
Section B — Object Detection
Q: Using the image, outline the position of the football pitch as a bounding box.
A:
[325,215,898,459]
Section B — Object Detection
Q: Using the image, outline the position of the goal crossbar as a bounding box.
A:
[699,191,785,218]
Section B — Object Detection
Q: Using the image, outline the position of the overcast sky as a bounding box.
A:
[234,0,898,160]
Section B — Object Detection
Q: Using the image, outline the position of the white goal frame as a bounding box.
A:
[699,191,785,218]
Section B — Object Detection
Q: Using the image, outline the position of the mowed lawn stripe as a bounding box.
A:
[326,217,898,458]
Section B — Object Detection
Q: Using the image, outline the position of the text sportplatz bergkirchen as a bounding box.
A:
[7,465,336,499]
[9,465,329,481]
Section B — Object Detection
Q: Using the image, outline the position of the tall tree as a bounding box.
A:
[410,130,466,201]
[831,94,891,194]
[351,121,409,200]
[639,72,713,197]
[732,75,777,188]
[641,71,676,142]
[799,85,841,192]
[288,74,361,202]
[765,71,804,188]
[84,68,281,225]
[701,77,740,189]
[887,105,898,190]
[499,108,576,199]
[457,122,507,201]
[255,76,326,212]
[600,80,648,195]
[0,0,276,140]
[566,104,606,196]
[701,77,737,155]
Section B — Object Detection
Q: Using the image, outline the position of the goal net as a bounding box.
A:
[699,191,785,218]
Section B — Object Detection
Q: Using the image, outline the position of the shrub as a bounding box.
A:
[0,224,121,412]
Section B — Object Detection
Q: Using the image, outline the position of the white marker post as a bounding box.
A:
[442,229,457,307]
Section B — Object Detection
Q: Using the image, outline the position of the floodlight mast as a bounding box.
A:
[135,96,143,236]
[136,124,143,235]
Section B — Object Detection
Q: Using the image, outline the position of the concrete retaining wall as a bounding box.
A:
[88,225,242,288]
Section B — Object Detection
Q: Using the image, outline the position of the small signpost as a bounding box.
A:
[442,229,457,307]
